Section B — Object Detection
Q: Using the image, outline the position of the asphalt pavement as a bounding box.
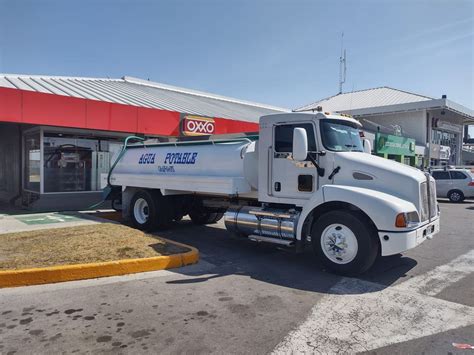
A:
[0,200,473,354]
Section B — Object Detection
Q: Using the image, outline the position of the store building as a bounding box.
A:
[0,74,287,211]
[296,87,474,168]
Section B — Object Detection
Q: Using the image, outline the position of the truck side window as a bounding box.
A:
[432,171,450,180]
[274,123,316,153]
[450,171,467,179]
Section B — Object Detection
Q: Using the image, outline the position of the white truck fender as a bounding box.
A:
[296,185,417,240]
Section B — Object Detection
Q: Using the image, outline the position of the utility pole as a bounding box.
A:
[339,32,346,94]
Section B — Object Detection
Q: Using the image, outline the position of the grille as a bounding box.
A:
[420,182,429,221]
[429,180,437,218]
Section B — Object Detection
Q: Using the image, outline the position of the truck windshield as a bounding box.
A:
[320,119,364,152]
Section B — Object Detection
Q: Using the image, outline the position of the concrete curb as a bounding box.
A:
[0,238,199,288]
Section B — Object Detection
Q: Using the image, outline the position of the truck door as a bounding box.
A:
[271,122,318,199]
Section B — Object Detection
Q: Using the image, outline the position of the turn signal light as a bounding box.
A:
[395,213,407,228]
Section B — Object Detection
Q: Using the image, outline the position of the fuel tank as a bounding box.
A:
[224,206,300,239]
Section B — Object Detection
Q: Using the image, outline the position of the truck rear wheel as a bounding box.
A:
[130,190,173,231]
[189,209,224,225]
[311,210,379,276]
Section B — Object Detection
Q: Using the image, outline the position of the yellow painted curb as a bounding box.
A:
[0,238,198,288]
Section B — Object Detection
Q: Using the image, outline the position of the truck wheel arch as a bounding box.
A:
[297,185,418,244]
[300,201,379,249]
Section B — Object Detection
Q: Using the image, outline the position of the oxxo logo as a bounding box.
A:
[182,115,215,136]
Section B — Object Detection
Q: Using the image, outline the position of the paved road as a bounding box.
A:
[0,201,473,354]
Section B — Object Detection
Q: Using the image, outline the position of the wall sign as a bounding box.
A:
[375,133,415,156]
[182,115,215,136]
[436,121,462,133]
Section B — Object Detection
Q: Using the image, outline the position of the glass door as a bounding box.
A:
[23,130,41,192]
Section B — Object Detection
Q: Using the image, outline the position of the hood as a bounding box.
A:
[332,152,426,209]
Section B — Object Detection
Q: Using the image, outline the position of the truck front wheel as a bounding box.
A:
[130,190,173,231]
[311,210,379,276]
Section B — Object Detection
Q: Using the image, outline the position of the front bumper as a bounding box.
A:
[378,217,440,256]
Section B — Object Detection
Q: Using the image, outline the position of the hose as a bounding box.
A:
[88,135,145,210]
[107,135,145,186]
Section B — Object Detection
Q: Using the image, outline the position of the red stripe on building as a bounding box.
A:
[0,87,258,136]
[213,117,259,134]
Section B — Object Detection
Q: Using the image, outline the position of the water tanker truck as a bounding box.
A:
[108,111,440,275]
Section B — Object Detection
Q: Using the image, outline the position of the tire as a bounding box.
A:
[189,209,224,225]
[448,190,464,203]
[311,210,379,276]
[111,198,122,212]
[130,190,173,231]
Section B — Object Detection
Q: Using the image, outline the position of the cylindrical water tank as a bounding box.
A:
[111,139,258,191]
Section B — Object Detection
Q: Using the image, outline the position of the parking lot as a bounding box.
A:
[0,200,473,354]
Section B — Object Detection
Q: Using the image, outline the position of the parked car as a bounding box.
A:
[431,168,474,202]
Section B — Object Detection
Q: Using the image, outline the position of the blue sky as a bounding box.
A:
[0,0,473,113]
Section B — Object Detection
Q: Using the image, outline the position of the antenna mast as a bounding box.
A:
[338,32,346,94]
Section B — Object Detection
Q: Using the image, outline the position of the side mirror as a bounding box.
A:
[293,128,308,161]
[363,138,372,154]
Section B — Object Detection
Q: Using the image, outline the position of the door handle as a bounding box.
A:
[274,182,281,191]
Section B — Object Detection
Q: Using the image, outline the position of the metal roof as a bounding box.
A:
[296,86,473,122]
[0,74,288,123]
[296,87,433,112]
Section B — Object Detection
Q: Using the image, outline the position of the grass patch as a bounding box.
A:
[0,223,188,270]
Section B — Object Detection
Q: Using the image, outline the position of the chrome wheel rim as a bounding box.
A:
[320,223,358,264]
[133,198,149,224]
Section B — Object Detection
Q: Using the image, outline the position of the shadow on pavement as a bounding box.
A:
[438,199,474,205]
[0,201,34,216]
[155,220,417,296]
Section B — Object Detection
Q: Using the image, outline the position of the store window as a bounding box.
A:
[43,132,121,193]
[431,129,458,146]
[24,130,41,192]
[431,129,458,165]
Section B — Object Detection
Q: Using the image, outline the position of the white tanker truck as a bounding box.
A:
[108,111,440,275]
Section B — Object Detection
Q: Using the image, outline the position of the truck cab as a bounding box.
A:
[258,111,364,204]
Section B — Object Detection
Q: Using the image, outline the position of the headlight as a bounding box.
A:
[395,211,420,228]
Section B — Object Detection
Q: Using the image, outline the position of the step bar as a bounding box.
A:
[248,234,294,246]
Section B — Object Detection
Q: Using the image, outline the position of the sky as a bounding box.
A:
[0,0,473,115]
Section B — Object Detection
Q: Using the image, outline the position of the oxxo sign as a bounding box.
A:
[182,115,215,136]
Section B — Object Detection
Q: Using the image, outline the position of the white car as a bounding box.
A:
[431,168,474,202]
